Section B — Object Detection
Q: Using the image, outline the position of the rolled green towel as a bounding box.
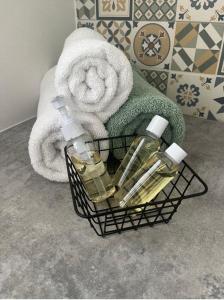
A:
[106,64,185,158]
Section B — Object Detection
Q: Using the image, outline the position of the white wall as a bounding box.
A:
[0,0,75,132]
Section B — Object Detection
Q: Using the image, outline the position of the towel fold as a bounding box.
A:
[29,28,133,182]
[106,65,185,158]
[29,67,109,182]
[55,28,133,123]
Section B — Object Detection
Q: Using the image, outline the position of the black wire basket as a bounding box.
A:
[65,135,208,237]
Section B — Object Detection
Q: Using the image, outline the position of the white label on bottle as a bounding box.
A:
[121,159,162,207]
[118,138,145,187]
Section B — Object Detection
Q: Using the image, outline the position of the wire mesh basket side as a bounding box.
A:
[65,135,208,237]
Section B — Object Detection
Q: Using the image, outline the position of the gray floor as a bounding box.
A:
[0,116,224,299]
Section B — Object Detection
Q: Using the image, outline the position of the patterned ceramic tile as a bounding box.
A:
[96,20,132,57]
[77,20,96,30]
[172,22,222,74]
[217,45,224,75]
[76,0,95,20]
[193,49,219,74]
[196,23,224,50]
[171,22,198,71]
[75,0,224,122]
[174,22,199,48]
[141,69,169,93]
[172,47,196,71]
[177,0,224,22]
[212,7,224,22]
[168,70,224,120]
[134,0,177,22]
[167,72,215,118]
[193,49,220,74]
[96,0,132,20]
[214,76,224,87]
[131,21,175,70]
[208,76,224,121]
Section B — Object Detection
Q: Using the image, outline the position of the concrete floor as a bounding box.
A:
[0,116,224,298]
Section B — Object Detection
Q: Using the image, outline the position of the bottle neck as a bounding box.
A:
[71,133,93,161]
[58,106,71,124]
[146,131,158,140]
[164,152,178,165]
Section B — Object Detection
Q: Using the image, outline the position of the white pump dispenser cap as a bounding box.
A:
[51,96,86,141]
[165,143,187,164]
[146,115,169,138]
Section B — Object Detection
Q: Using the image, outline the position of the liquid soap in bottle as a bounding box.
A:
[113,115,169,188]
[52,96,115,203]
[115,143,187,209]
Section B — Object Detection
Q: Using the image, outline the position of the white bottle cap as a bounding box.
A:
[165,143,187,164]
[146,115,169,138]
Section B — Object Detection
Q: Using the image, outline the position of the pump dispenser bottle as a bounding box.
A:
[114,143,187,209]
[113,115,169,188]
[52,96,115,202]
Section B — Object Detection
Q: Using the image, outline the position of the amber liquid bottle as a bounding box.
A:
[68,142,116,203]
[113,115,169,188]
[52,96,115,203]
[114,143,187,209]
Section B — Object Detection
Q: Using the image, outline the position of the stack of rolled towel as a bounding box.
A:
[29,28,185,182]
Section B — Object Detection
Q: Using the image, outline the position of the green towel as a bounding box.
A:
[106,65,185,158]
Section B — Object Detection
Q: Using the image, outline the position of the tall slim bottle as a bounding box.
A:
[113,115,169,188]
[52,96,116,203]
[114,143,187,208]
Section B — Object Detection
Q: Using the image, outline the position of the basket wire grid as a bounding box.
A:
[65,135,208,237]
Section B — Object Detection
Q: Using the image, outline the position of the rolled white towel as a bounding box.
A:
[29,67,109,182]
[55,28,133,123]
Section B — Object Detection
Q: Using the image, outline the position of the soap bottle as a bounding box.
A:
[113,115,169,188]
[52,96,116,203]
[114,143,187,209]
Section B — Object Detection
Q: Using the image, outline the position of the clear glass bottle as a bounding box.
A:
[113,115,169,188]
[52,96,116,203]
[114,143,187,209]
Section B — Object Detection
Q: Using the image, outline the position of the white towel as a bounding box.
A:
[29,67,109,182]
[55,28,133,123]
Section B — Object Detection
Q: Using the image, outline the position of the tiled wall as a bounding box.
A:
[74,0,224,122]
